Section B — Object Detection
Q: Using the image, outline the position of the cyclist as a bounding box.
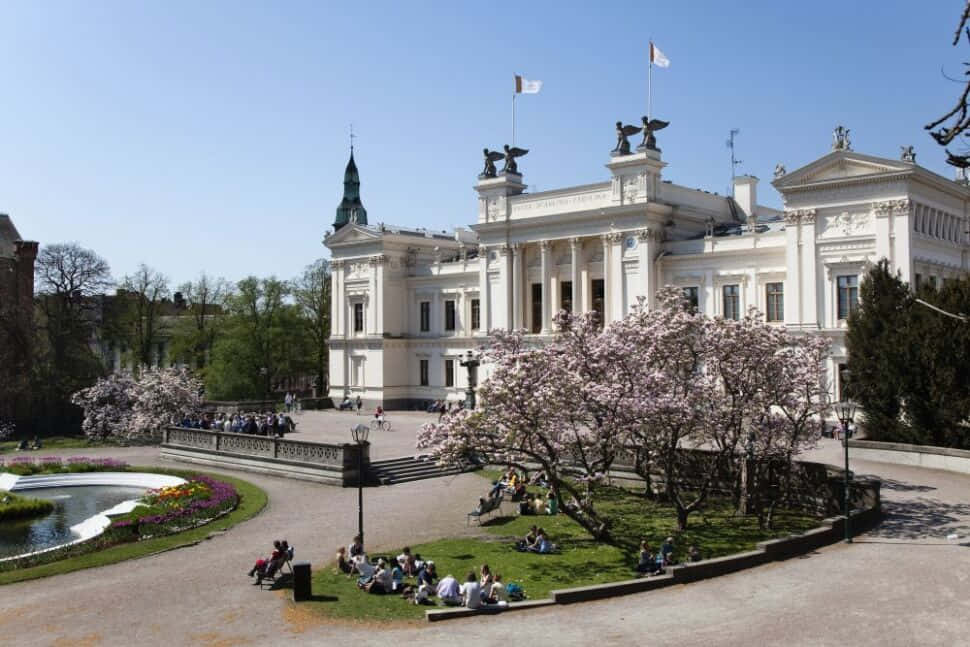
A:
[374,406,385,425]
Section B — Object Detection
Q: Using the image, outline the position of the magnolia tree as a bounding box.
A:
[71,372,138,440]
[418,287,830,535]
[72,367,202,441]
[417,320,623,541]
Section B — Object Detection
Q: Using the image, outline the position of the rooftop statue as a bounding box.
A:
[832,125,851,151]
[638,116,669,151]
[900,145,916,163]
[613,121,642,155]
[502,144,528,175]
[774,163,787,178]
[480,148,504,179]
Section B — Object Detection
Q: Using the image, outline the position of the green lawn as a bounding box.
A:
[0,467,267,585]
[0,490,55,521]
[307,478,821,622]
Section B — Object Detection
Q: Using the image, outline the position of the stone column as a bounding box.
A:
[373,255,386,335]
[569,237,581,314]
[478,245,490,334]
[331,260,343,337]
[600,235,612,324]
[498,245,510,330]
[512,243,523,329]
[637,229,655,308]
[540,240,551,333]
[609,233,624,321]
[367,257,378,335]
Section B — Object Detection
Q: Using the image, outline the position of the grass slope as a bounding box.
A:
[308,480,820,622]
[0,467,267,585]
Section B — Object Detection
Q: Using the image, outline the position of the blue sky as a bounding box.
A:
[0,1,964,288]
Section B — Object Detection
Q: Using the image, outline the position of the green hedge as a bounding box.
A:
[0,491,55,521]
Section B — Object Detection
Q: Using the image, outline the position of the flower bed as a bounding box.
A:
[0,456,129,476]
[103,475,239,542]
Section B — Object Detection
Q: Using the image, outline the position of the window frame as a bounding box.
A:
[837,275,859,320]
[419,301,430,332]
[470,298,480,331]
[444,299,456,331]
[419,359,429,387]
[765,282,784,322]
[445,359,455,387]
[722,284,740,321]
[353,302,364,333]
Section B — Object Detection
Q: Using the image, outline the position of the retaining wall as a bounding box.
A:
[159,427,367,486]
[847,440,970,475]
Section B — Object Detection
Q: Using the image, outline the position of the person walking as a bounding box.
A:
[355,395,362,415]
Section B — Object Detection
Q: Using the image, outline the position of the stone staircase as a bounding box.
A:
[368,455,477,485]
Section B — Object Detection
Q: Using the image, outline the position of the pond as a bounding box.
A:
[0,485,147,559]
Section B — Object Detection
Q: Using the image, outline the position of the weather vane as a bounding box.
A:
[349,123,356,154]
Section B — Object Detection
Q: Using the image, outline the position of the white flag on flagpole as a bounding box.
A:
[515,75,543,94]
[650,42,670,68]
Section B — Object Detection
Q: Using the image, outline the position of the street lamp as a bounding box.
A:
[459,350,480,410]
[351,423,369,550]
[833,399,857,543]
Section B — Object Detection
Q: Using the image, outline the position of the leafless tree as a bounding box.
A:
[120,264,170,368]
[926,2,970,168]
[291,259,331,396]
[172,273,231,368]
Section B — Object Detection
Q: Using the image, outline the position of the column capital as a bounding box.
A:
[498,244,511,257]
[539,239,551,252]
[569,236,581,249]
[331,259,346,269]
[368,254,387,265]
[602,232,623,244]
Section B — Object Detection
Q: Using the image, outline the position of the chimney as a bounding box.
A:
[733,175,758,223]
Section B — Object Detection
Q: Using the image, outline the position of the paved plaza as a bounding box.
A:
[2,421,969,646]
[284,409,439,460]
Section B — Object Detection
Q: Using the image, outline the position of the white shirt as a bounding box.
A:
[459,581,482,609]
[437,576,460,600]
[489,581,507,602]
[355,559,374,579]
[396,553,410,567]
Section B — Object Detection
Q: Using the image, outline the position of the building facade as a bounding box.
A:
[325,133,970,409]
[0,213,39,421]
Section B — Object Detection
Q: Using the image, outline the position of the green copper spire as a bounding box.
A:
[334,150,367,230]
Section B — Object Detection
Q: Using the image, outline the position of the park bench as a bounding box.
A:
[467,493,504,525]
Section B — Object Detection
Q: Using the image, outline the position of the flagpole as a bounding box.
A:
[512,90,516,147]
[648,41,653,123]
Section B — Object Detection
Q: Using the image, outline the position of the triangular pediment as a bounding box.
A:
[324,224,384,246]
[773,150,913,190]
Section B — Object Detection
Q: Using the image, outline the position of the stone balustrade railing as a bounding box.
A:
[161,426,368,486]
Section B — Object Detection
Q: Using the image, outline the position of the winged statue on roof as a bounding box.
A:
[639,116,670,151]
[480,148,505,179]
[612,121,642,155]
[502,144,529,175]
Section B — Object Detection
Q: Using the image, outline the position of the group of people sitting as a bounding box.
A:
[337,395,363,412]
[180,412,295,437]
[485,469,558,516]
[15,436,43,451]
[514,525,556,554]
[635,537,701,575]
[247,539,292,585]
[335,536,518,609]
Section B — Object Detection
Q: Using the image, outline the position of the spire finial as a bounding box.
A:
[349,123,356,155]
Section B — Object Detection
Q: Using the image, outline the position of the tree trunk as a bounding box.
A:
[676,505,690,531]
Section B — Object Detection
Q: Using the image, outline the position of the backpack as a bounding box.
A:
[506,582,525,601]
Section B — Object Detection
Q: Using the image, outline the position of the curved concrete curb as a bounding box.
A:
[848,440,970,475]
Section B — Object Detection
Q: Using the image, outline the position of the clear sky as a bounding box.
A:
[0,1,964,289]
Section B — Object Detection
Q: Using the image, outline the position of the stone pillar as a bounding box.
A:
[609,233,624,321]
[512,243,523,329]
[373,255,386,335]
[600,235,611,323]
[570,237,581,314]
[498,245,510,330]
[799,210,819,329]
[540,240,551,333]
[367,257,379,335]
[330,261,341,337]
[478,245,490,334]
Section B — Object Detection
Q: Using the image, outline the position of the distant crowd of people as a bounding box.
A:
[180,411,296,437]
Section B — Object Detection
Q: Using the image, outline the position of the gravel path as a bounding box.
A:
[3,435,969,646]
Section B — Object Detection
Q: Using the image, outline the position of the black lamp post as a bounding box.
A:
[351,423,369,550]
[834,399,857,543]
[459,350,480,410]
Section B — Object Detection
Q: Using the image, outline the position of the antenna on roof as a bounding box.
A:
[726,128,741,196]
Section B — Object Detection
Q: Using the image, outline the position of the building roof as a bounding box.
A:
[334,152,368,230]
[0,213,23,259]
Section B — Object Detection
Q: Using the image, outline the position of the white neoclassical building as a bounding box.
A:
[325,132,970,409]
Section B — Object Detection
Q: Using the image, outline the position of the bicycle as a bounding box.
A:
[370,418,391,432]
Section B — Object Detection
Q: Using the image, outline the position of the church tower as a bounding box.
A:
[333,151,367,231]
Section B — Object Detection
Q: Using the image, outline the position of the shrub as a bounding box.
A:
[0,490,55,521]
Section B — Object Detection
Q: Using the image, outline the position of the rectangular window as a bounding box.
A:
[682,286,699,311]
[445,299,456,331]
[420,301,430,332]
[837,275,859,320]
[531,283,542,334]
[354,303,364,332]
[471,298,480,330]
[445,359,455,387]
[723,284,740,320]
[591,279,605,325]
[419,359,429,386]
[928,276,937,290]
[561,281,573,314]
[765,282,784,322]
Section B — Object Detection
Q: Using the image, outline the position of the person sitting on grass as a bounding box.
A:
[545,490,558,516]
[335,546,352,574]
[416,560,437,588]
[479,564,493,592]
[348,534,363,558]
[397,546,417,576]
[436,573,462,606]
[528,528,554,554]
[365,558,393,594]
[353,554,376,588]
[487,573,507,603]
[510,481,527,502]
[390,561,405,592]
[459,571,483,610]
[688,545,702,562]
[636,540,659,574]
